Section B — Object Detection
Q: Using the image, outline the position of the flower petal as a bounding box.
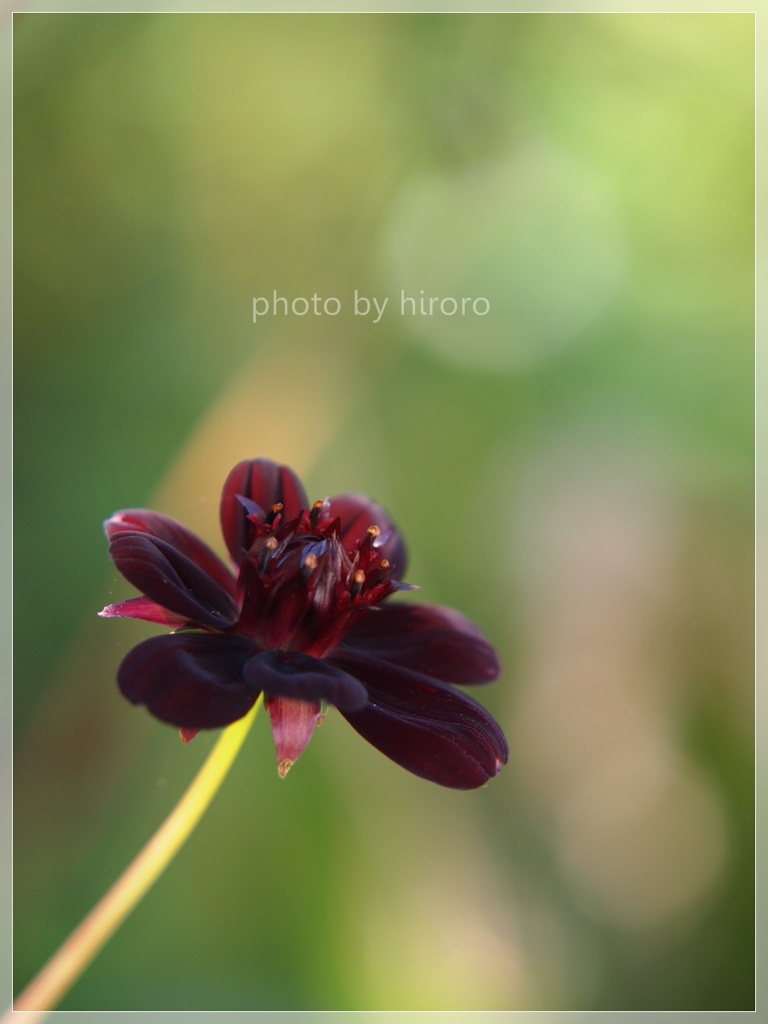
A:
[340,604,499,684]
[265,695,324,777]
[329,649,508,789]
[104,510,237,598]
[220,459,309,565]
[325,494,408,576]
[99,595,191,628]
[108,533,240,629]
[243,649,368,711]
[118,633,261,729]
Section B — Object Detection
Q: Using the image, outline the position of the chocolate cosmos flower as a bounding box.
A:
[100,459,508,789]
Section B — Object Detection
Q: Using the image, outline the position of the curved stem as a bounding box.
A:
[8,696,263,1021]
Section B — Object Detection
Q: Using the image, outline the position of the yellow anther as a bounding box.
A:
[309,499,326,528]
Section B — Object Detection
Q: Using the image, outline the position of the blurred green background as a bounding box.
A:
[13,12,754,1011]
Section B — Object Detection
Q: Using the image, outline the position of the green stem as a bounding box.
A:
[7,695,264,1021]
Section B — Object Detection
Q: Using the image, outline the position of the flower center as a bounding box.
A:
[233,500,398,657]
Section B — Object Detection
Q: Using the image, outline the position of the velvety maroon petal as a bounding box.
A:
[340,604,499,685]
[118,633,261,729]
[220,459,309,565]
[325,494,408,576]
[99,596,191,628]
[329,649,508,789]
[104,510,236,598]
[243,649,368,711]
[108,534,240,629]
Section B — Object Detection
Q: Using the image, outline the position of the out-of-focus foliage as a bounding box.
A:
[13,13,753,1011]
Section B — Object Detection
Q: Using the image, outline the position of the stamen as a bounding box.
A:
[264,502,284,527]
[380,559,390,571]
[355,525,381,573]
[309,499,325,528]
[301,552,318,580]
[259,534,279,571]
[350,568,366,599]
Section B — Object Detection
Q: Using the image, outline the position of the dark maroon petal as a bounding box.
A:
[220,459,309,565]
[108,534,239,629]
[243,649,368,711]
[329,649,508,789]
[340,604,499,685]
[104,510,236,598]
[99,596,191,628]
[118,633,261,729]
[325,493,408,576]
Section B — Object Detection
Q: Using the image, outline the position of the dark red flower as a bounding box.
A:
[100,459,508,789]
